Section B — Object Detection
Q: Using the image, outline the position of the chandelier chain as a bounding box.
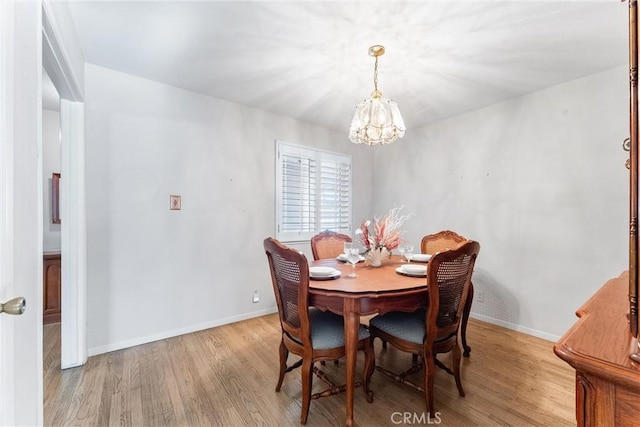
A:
[373,55,379,92]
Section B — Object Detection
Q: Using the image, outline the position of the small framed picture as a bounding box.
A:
[170,195,181,210]
[52,173,61,224]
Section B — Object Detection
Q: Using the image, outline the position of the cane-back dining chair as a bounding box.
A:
[263,237,374,424]
[310,230,352,260]
[420,230,473,356]
[367,241,480,416]
[420,230,467,255]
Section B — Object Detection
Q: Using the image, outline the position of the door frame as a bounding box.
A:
[42,1,87,369]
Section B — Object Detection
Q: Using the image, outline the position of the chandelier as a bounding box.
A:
[349,45,406,145]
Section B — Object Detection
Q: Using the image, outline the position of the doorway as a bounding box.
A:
[42,2,87,370]
[42,66,61,317]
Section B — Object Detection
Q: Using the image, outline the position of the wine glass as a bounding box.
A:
[404,244,414,264]
[398,245,406,262]
[346,248,360,278]
[343,241,353,257]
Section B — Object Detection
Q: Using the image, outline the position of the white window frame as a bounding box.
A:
[275,140,352,242]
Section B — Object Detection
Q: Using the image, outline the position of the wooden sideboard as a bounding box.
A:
[554,271,640,425]
[43,252,61,324]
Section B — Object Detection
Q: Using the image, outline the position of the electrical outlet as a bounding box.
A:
[252,290,260,303]
[476,291,485,303]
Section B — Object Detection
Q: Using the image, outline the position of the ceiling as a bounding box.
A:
[65,1,628,132]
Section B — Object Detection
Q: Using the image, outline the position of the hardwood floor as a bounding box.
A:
[44,315,575,426]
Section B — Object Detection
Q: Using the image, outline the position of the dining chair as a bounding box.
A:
[366,240,480,416]
[420,230,467,255]
[263,237,374,424]
[420,230,473,357]
[310,230,352,260]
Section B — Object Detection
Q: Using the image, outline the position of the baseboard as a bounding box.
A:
[87,307,278,357]
[469,312,561,342]
[88,307,560,357]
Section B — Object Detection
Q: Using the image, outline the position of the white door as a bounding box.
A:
[0,1,44,425]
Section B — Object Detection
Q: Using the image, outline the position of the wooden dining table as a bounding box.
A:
[308,255,429,426]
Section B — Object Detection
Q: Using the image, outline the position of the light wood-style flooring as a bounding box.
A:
[44,315,575,426]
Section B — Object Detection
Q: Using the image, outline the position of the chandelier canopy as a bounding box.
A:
[349,45,406,145]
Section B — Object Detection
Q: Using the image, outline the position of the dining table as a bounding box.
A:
[308,255,429,426]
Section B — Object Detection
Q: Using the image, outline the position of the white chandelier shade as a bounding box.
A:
[349,95,406,145]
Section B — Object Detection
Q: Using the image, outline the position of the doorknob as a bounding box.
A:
[0,297,26,315]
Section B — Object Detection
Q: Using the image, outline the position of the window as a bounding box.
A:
[275,140,352,242]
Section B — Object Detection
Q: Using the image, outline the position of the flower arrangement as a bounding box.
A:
[356,206,411,254]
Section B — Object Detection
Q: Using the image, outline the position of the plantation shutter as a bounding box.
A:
[280,145,317,235]
[276,141,351,242]
[319,153,350,231]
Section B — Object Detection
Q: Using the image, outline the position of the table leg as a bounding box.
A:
[343,298,359,427]
[462,281,473,357]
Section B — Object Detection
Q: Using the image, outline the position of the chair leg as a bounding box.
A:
[424,351,436,416]
[462,283,473,357]
[276,340,288,392]
[452,343,465,397]
[300,359,314,425]
[362,338,375,403]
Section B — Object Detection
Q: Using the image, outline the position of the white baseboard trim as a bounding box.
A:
[88,307,278,357]
[88,308,560,357]
[469,312,561,343]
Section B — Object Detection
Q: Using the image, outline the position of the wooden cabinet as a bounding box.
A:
[554,272,640,425]
[558,2,640,423]
[43,252,61,324]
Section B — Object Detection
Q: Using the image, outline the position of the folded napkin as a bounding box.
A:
[410,254,432,262]
[401,264,427,274]
[309,266,337,277]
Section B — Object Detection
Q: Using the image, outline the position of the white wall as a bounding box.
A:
[84,60,629,352]
[42,108,61,252]
[84,64,374,354]
[373,66,629,340]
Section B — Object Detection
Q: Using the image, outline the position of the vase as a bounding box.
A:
[366,247,389,267]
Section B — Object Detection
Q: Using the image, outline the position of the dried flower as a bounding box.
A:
[357,206,411,253]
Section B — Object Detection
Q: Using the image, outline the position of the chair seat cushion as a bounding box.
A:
[296,308,370,350]
[370,310,426,345]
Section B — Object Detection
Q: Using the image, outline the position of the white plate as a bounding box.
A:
[310,270,341,280]
[309,266,337,277]
[409,253,431,263]
[396,266,427,277]
[337,254,365,262]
